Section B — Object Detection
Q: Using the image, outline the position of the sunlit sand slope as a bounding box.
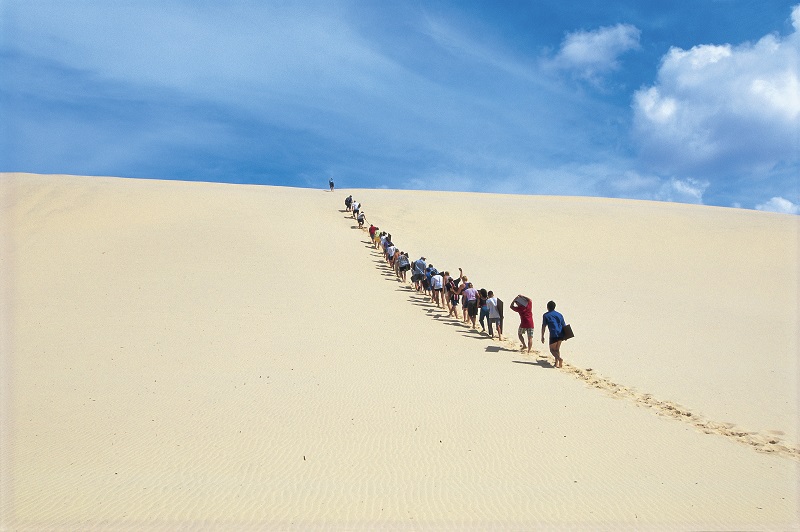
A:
[1,174,797,530]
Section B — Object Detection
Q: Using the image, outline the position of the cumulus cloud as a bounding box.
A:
[550,23,641,82]
[755,196,800,214]
[632,4,800,180]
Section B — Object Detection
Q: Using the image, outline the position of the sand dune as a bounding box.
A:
[1,173,798,530]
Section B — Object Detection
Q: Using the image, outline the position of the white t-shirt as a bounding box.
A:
[431,274,443,290]
[387,245,396,258]
[487,297,500,319]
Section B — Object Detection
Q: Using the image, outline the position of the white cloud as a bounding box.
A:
[660,177,709,204]
[632,5,800,179]
[551,23,641,82]
[755,196,800,214]
[794,4,800,31]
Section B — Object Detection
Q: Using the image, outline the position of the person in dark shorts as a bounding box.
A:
[329,178,334,192]
[344,195,352,211]
[541,300,567,368]
[395,252,411,282]
[430,270,444,307]
[486,291,503,340]
[478,289,489,333]
[462,282,479,328]
[412,257,426,291]
[446,274,460,319]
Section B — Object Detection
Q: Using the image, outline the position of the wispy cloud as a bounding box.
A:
[547,23,641,84]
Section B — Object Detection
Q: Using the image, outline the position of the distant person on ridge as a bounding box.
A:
[542,300,567,368]
[329,178,334,192]
[510,295,535,353]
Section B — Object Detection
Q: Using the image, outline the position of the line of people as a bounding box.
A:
[352,206,569,368]
[344,195,367,229]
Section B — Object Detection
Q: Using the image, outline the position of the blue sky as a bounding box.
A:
[1,1,798,212]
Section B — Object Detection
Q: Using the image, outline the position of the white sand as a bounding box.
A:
[1,173,798,530]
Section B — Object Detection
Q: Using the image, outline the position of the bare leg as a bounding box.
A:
[518,329,526,350]
[549,340,563,367]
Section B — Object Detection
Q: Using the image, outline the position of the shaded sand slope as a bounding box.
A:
[1,174,798,530]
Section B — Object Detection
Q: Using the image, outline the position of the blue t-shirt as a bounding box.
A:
[542,310,565,339]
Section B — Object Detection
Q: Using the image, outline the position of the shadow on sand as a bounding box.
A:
[512,359,555,369]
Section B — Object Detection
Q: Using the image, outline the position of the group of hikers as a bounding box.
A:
[343,194,570,369]
[344,195,367,229]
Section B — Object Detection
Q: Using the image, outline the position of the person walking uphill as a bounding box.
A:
[486,291,503,340]
[510,295,535,353]
[542,300,567,368]
[412,257,427,292]
[462,283,480,329]
[329,178,335,192]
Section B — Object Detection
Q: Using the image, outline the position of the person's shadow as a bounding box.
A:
[512,359,555,369]
[485,345,518,353]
